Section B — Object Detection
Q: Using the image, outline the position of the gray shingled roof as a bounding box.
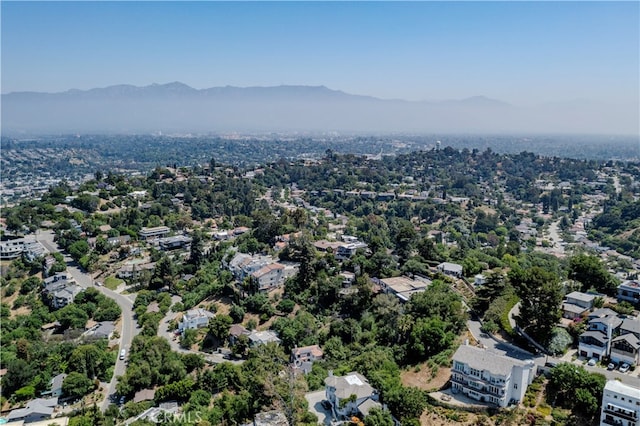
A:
[325,372,375,400]
[621,318,640,336]
[581,330,608,343]
[453,345,530,377]
[565,291,596,303]
[590,315,623,329]
[612,333,640,349]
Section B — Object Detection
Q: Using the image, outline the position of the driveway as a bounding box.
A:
[467,315,542,364]
[305,390,332,425]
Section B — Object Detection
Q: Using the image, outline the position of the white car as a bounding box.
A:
[587,358,597,366]
[619,363,630,373]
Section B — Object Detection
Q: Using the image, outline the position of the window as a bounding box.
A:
[513,384,518,389]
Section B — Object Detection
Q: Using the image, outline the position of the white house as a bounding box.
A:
[325,371,380,418]
[228,253,272,282]
[0,236,47,260]
[609,334,640,367]
[451,344,535,407]
[251,263,285,291]
[437,262,463,278]
[578,313,623,360]
[139,226,170,240]
[248,330,281,347]
[380,276,431,303]
[600,380,640,426]
[179,308,215,331]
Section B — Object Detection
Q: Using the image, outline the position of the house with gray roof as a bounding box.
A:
[562,291,595,320]
[87,321,115,340]
[588,308,618,320]
[6,397,58,423]
[610,333,640,367]
[381,275,431,303]
[618,280,640,304]
[578,312,623,360]
[621,317,640,339]
[41,373,67,398]
[437,262,463,278]
[42,275,82,310]
[325,371,380,418]
[248,330,281,347]
[451,344,535,407]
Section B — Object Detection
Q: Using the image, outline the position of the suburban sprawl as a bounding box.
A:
[1,136,640,426]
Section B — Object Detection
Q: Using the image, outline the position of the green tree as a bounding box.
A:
[364,408,394,426]
[57,304,90,330]
[62,372,94,400]
[510,266,562,345]
[208,314,233,343]
[569,254,618,295]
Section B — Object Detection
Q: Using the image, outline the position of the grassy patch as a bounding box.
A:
[537,403,552,417]
[104,276,124,290]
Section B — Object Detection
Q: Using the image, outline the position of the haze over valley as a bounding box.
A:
[2,82,638,136]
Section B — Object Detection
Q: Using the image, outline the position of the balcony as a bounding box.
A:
[604,405,638,422]
[452,370,507,387]
[451,377,506,397]
[601,417,624,426]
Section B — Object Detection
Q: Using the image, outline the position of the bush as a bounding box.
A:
[547,327,573,355]
[277,299,295,314]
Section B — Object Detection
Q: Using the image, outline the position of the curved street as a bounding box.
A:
[37,230,139,411]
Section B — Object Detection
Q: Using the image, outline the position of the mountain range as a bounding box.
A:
[2,82,637,135]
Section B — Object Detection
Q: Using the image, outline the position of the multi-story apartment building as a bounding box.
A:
[139,226,170,240]
[451,344,535,407]
[600,380,640,426]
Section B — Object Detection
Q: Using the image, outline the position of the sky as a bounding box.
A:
[1,1,639,107]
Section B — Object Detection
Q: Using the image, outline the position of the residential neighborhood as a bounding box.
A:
[2,143,640,426]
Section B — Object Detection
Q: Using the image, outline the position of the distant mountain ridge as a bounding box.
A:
[5,82,503,105]
[2,82,636,135]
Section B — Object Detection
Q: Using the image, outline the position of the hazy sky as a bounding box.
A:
[2,1,639,107]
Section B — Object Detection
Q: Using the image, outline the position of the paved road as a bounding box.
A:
[37,230,139,411]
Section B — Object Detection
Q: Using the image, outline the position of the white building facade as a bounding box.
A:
[600,380,640,426]
[451,345,535,407]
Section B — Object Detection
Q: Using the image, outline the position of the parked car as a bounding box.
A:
[619,363,630,373]
[607,363,616,370]
[587,358,597,366]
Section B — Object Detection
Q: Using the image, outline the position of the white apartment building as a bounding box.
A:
[600,380,640,426]
[451,344,535,407]
[139,226,170,240]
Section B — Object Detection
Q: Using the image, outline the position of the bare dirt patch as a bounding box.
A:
[401,363,451,391]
